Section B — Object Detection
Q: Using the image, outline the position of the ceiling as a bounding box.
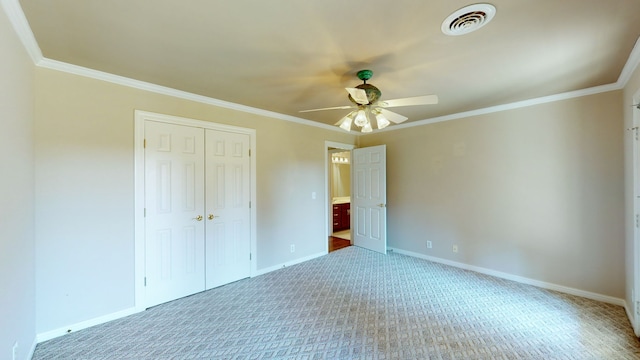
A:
[18,0,640,130]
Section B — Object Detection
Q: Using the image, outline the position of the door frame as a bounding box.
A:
[134,110,257,311]
[633,88,640,336]
[325,141,355,253]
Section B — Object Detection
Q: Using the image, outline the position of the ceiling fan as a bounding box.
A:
[300,70,438,132]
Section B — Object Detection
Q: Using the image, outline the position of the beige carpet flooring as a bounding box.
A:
[32,246,640,359]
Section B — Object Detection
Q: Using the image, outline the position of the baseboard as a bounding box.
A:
[36,307,139,343]
[26,336,37,360]
[389,247,625,307]
[253,251,327,277]
[625,301,635,329]
[35,252,327,344]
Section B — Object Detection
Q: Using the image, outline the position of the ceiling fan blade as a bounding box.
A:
[345,88,369,105]
[377,108,408,124]
[378,94,439,108]
[299,105,355,113]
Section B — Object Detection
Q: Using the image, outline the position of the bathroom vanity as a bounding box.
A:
[332,197,350,232]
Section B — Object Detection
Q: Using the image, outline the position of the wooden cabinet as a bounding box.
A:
[332,203,350,232]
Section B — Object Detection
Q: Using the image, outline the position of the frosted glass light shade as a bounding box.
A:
[339,115,353,131]
[354,109,368,127]
[361,122,373,133]
[375,113,390,129]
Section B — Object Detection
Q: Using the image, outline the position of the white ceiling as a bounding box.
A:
[18,0,640,130]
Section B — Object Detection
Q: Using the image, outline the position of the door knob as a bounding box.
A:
[208,214,219,220]
[378,203,386,208]
[193,215,203,221]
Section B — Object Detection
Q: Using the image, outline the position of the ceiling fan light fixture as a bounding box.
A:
[375,112,390,130]
[301,69,439,133]
[354,109,368,127]
[338,114,353,131]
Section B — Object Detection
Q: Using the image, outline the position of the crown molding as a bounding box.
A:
[1,0,42,63]
[379,83,621,133]
[618,37,640,87]
[37,58,339,132]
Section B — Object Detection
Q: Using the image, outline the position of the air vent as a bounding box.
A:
[442,4,496,36]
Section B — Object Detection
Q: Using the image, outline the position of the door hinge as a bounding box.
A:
[249,201,251,209]
[143,139,147,148]
[249,149,251,157]
[636,301,640,316]
[249,253,252,261]
[636,214,639,228]
[144,277,147,286]
[144,208,146,217]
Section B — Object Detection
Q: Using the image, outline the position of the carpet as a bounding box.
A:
[32,247,640,359]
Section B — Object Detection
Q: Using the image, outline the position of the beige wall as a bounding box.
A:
[624,60,640,327]
[360,91,625,298]
[34,68,356,333]
[0,4,36,358]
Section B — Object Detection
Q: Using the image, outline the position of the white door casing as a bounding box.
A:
[205,129,251,289]
[324,141,356,249]
[352,145,387,254]
[632,89,640,337]
[144,121,206,308]
[134,110,257,311]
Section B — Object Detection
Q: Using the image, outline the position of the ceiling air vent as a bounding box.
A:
[441,4,496,36]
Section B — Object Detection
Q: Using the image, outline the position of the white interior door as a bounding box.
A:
[205,129,251,289]
[144,121,205,308]
[352,145,387,254]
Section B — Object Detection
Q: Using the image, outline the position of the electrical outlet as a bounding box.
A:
[12,341,18,360]
[452,245,458,253]
[290,244,295,253]
[426,241,432,249]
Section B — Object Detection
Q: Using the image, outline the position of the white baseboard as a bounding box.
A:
[389,247,625,307]
[35,252,327,344]
[253,251,327,277]
[26,336,37,360]
[36,307,139,343]
[625,302,636,331]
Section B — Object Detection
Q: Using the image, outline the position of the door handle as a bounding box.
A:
[193,215,203,221]
[378,203,386,208]
[208,214,219,220]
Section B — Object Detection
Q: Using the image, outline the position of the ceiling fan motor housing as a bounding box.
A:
[348,83,381,105]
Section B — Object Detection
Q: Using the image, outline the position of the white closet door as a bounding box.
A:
[144,121,206,308]
[352,145,387,254]
[205,129,251,289]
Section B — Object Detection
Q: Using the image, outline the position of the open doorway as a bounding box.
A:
[325,141,355,253]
